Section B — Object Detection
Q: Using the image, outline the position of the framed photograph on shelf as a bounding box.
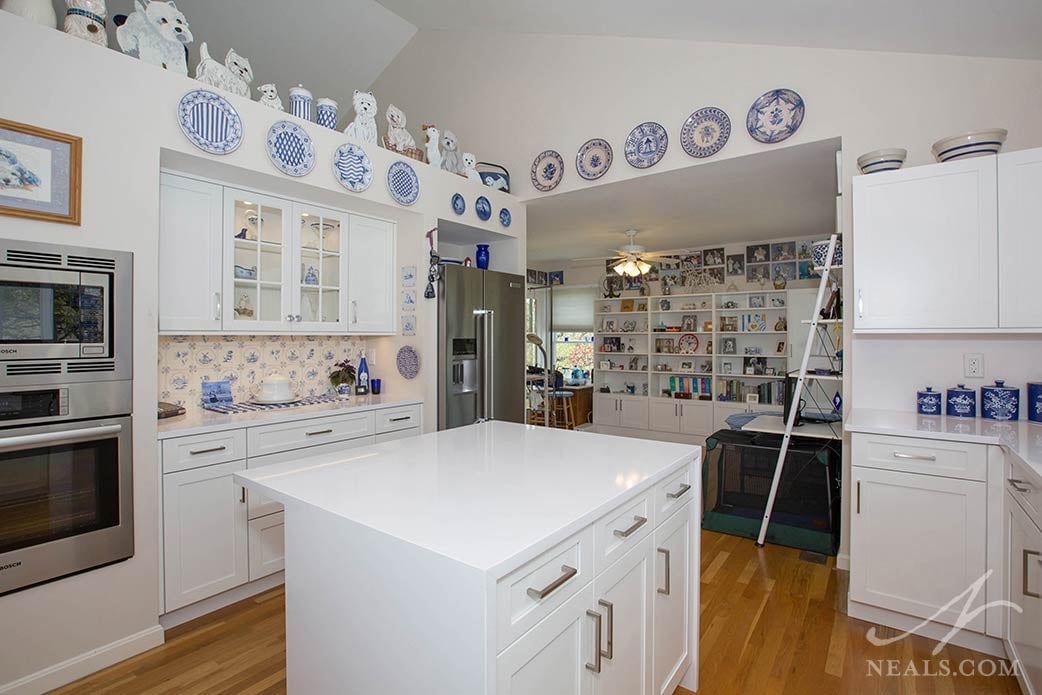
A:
[705,339,713,355]
[721,337,737,355]
[620,299,635,312]
[655,338,674,354]
[603,319,616,332]
[702,320,713,332]
[775,340,787,355]
[0,118,82,225]
[744,356,766,375]
[681,315,697,332]
[748,294,765,308]
[720,316,739,333]
[722,362,733,374]
[680,361,693,371]
[636,302,647,312]
[765,366,777,376]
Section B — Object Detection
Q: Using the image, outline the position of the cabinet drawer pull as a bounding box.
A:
[657,547,671,595]
[1026,550,1041,600]
[585,609,603,673]
[306,428,334,437]
[240,487,246,504]
[667,483,691,500]
[525,564,577,600]
[1009,478,1032,494]
[599,599,614,660]
[389,416,411,422]
[213,292,221,321]
[893,452,936,462]
[856,481,861,514]
[189,445,226,456]
[613,515,648,539]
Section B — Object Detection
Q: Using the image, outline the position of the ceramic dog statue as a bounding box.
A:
[441,129,463,175]
[423,124,441,169]
[384,104,415,152]
[462,152,481,183]
[0,147,42,191]
[63,0,107,45]
[195,42,253,98]
[343,90,378,144]
[115,0,193,74]
[257,83,284,111]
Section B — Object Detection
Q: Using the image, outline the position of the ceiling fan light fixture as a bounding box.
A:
[636,260,651,275]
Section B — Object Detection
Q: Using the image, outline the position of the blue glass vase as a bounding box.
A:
[475,244,490,270]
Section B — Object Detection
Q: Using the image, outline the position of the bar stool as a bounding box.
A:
[551,391,576,430]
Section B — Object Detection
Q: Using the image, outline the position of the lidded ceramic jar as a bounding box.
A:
[1027,382,1042,423]
[916,386,942,415]
[946,384,976,418]
[981,380,1019,421]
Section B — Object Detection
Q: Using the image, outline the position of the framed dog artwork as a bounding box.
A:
[0,119,82,225]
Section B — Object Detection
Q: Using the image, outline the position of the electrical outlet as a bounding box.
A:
[964,353,984,378]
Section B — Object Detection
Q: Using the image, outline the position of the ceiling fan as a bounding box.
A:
[573,230,693,277]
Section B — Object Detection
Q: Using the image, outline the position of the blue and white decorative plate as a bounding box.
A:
[266,120,315,177]
[451,193,465,215]
[396,345,420,379]
[331,143,372,192]
[530,150,564,192]
[177,89,243,155]
[576,138,613,180]
[680,107,731,158]
[499,208,511,227]
[624,122,668,169]
[746,89,805,144]
[475,196,492,221]
[387,160,420,206]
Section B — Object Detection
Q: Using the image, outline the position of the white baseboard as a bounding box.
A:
[847,600,1006,658]
[160,571,284,629]
[836,552,850,571]
[0,625,164,695]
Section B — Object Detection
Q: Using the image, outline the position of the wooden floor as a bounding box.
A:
[52,530,1021,694]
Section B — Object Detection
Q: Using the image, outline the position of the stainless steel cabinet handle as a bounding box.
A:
[240,487,246,504]
[0,424,122,454]
[599,599,614,660]
[214,292,221,321]
[613,515,648,539]
[893,452,936,462]
[306,428,334,437]
[585,609,603,673]
[1025,550,1041,599]
[526,564,577,600]
[389,416,411,422]
[1009,478,1032,493]
[189,445,226,456]
[667,483,691,500]
[352,300,358,324]
[657,547,671,595]
[858,289,864,318]
[856,481,861,514]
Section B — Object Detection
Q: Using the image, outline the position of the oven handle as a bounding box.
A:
[0,424,123,454]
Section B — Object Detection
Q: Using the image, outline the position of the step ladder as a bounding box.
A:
[756,234,841,547]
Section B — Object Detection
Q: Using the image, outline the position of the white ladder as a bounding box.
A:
[755,234,841,547]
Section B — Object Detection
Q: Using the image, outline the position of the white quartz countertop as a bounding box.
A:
[234,421,700,574]
[157,396,423,439]
[846,408,1042,484]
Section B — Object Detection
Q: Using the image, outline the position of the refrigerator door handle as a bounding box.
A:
[475,309,495,423]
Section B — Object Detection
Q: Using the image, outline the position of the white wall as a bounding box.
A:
[0,13,524,692]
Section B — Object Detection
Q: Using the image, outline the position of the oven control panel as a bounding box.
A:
[0,388,68,423]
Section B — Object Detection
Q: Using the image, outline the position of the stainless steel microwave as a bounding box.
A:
[0,239,132,385]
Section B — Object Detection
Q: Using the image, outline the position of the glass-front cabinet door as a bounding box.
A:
[291,203,347,332]
[223,189,293,331]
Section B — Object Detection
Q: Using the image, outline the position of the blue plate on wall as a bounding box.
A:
[576,138,613,180]
[499,208,511,227]
[331,143,372,192]
[387,161,420,206]
[624,122,668,169]
[681,107,731,158]
[746,89,805,144]
[178,89,243,155]
[475,196,492,221]
[451,193,465,215]
[266,120,316,177]
[530,150,564,192]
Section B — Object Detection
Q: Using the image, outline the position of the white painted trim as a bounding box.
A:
[836,552,850,571]
[847,600,1006,658]
[0,625,164,695]
[159,571,284,629]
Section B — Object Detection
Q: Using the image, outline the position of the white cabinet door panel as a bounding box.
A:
[648,399,679,433]
[679,402,712,437]
[290,203,349,333]
[591,537,653,695]
[347,214,395,334]
[998,148,1042,328]
[248,512,285,581]
[593,395,620,427]
[1007,493,1042,695]
[653,503,692,695]
[619,398,649,430]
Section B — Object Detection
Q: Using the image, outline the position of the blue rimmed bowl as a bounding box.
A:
[857,148,906,174]
[932,129,1007,163]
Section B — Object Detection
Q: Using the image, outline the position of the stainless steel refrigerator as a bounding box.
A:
[438,265,525,430]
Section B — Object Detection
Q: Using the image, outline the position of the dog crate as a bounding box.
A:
[702,429,841,555]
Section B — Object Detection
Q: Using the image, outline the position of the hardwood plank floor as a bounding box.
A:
[52,531,1021,694]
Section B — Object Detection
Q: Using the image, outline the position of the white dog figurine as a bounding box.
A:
[195,42,253,98]
[63,0,108,46]
[343,90,378,144]
[0,148,42,191]
[423,124,442,169]
[441,130,463,175]
[115,0,193,75]
[462,152,481,183]
[384,104,415,152]
[256,83,284,111]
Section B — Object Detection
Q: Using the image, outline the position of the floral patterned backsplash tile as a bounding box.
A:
[159,335,367,406]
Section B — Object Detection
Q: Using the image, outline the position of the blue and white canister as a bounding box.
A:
[316,98,338,130]
[1028,382,1042,423]
[289,85,313,122]
[946,384,976,418]
[916,387,942,415]
[981,380,1020,421]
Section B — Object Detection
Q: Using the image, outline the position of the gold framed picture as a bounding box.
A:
[0,118,82,225]
[620,299,635,312]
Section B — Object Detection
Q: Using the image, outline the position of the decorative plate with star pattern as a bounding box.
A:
[746,89,805,144]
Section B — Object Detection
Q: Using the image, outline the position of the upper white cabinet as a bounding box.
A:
[998,148,1042,328]
[159,174,224,332]
[853,156,998,330]
[159,173,396,335]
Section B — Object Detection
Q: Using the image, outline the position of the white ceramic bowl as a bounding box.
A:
[931,129,1007,162]
[857,148,907,174]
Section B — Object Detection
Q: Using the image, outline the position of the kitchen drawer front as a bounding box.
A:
[374,405,421,434]
[247,435,376,519]
[655,466,693,521]
[247,412,374,457]
[594,489,654,573]
[162,429,247,473]
[1007,457,1042,526]
[248,511,285,581]
[496,525,594,652]
[373,428,419,445]
[852,433,987,481]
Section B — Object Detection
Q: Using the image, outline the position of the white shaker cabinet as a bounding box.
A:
[998,148,1042,328]
[591,537,654,695]
[852,156,998,330]
[158,174,224,332]
[649,399,680,433]
[290,203,349,333]
[653,504,692,695]
[347,214,396,334]
[1007,486,1042,695]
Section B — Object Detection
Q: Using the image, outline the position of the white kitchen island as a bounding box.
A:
[235,421,701,695]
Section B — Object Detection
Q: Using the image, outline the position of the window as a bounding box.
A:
[553,332,594,373]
